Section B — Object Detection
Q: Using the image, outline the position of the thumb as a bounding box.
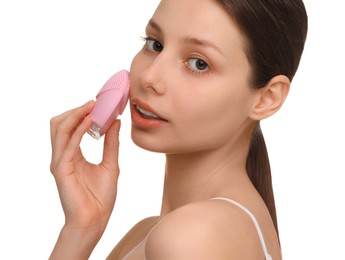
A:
[101,120,121,175]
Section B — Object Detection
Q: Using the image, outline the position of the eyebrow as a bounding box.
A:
[182,37,225,56]
[147,19,162,34]
[147,19,225,56]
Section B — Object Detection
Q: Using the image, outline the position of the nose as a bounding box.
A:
[139,53,167,95]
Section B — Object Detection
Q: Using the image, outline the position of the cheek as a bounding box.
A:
[174,87,251,149]
[129,53,141,86]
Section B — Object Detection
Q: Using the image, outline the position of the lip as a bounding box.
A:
[131,98,168,129]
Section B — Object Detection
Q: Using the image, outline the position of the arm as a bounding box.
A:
[50,225,101,260]
[49,101,121,259]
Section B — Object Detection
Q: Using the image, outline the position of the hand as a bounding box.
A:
[49,101,121,257]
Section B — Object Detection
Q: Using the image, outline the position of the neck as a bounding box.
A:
[159,141,251,217]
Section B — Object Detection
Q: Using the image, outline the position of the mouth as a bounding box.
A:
[134,104,161,119]
[132,99,168,122]
[131,99,168,129]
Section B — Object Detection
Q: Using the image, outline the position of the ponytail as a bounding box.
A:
[246,123,279,238]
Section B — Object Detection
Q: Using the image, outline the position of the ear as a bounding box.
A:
[250,75,290,120]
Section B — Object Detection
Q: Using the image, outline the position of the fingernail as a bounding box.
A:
[84,115,91,122]
[85,100,94,106]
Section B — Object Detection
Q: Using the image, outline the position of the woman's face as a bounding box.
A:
[130,0,257,154]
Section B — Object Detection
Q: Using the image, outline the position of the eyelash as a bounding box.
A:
[184,58,211,77]
[140,36,211,76]
[141,36,162,53]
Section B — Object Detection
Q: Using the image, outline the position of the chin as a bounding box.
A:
[131,130,208,156]
[130,129,191,155]
[131,128,168,153]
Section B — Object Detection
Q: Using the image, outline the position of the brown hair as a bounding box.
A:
[218,0,308,236]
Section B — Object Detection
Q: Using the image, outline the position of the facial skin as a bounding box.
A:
[126,1,286,258]
[130,0,259,155]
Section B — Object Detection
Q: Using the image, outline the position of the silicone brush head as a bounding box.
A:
[87,69,130,139]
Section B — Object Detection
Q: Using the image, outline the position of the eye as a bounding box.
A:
[143,37,163,52]
[187,58,209,72]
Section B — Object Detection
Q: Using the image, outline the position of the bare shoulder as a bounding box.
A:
[107,216,159,260]
[145,200,268,260]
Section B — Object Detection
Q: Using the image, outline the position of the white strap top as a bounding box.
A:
[122,198,273,260]
[211,197,272,260]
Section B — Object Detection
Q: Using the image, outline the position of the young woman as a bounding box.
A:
[49,0,308,259]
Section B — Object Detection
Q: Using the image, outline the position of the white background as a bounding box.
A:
[0,0,344,259]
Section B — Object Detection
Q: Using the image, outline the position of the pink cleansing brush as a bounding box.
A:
[87,69,130,140]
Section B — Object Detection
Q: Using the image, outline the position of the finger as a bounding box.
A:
[50,115,85,174]
[50,100,94,143]
[56,100,94,137]
[101,120,121,175]
[51,101,94,164]
[57,115,93,177]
